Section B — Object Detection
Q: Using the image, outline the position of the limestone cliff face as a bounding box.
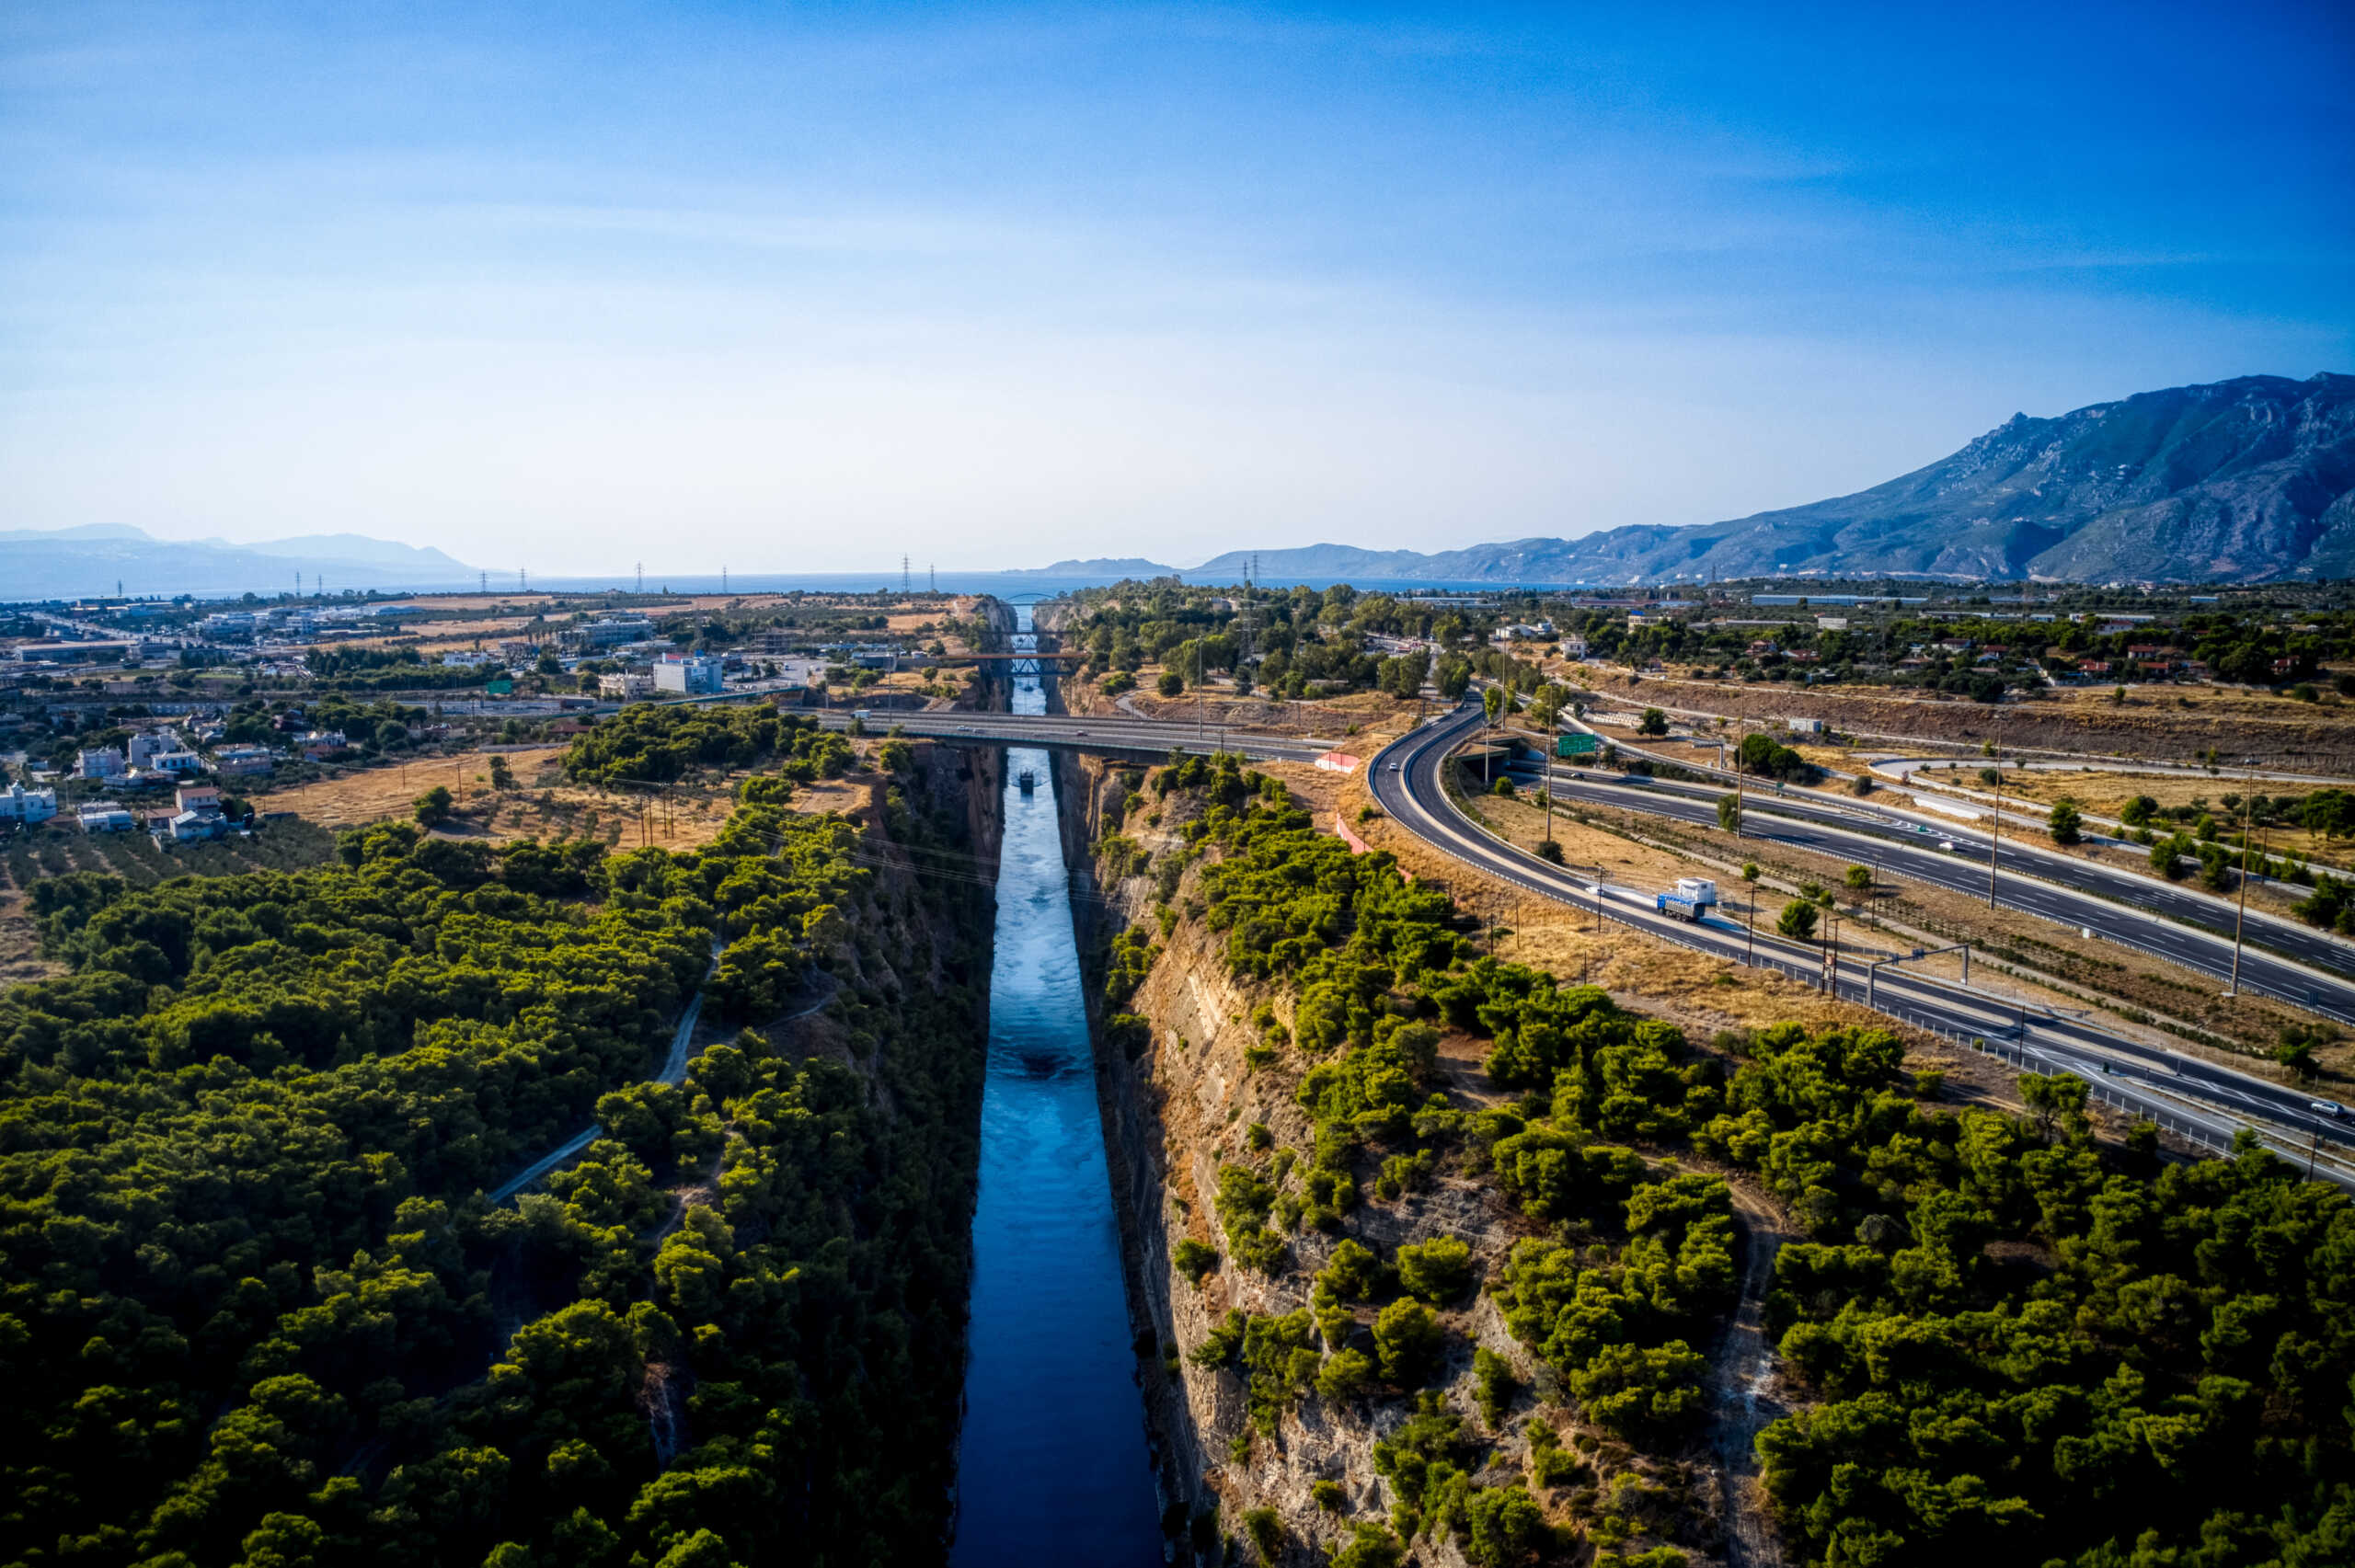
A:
[1066,762,1553,1565]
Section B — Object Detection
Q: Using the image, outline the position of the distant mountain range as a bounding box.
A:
[1028,373,2355,586]
[0,524,480,601]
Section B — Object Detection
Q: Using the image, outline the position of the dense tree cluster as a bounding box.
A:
[1132,754,2354,1566]
[0,745,990,1565]
[562,704,852,787]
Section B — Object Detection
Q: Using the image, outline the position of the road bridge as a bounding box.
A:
[807,707,1340,765]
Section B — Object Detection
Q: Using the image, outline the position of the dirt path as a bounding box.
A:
[1709,1179,1791,1568]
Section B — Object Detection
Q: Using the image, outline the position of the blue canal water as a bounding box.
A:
[950,612,1161,1566]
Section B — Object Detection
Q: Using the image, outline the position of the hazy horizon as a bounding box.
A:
[4,3,2349,578]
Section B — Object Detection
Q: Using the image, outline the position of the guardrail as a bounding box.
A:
[1407,718,2355,1184]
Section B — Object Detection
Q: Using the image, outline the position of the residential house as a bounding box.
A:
[168,810,226,843]
[76,746,125,780]
[210,745,274,777]
[127,730,180,769]
[176,784,224,816]
[77,801,136,833]
[600,672,656,699]
[296,730,349,761]
[0,783,58,825]
[150,751,204,776]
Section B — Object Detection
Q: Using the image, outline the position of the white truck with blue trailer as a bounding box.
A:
[1654,877,1719,922]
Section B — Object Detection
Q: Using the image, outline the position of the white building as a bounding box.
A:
[128,730,182,768]
[0,783,58,825]
[168,810,225,843]
[653,653,724,694]
[568,616,657,650]
[211,745,275,777]
[600,672,656,699]
[150,751,204,776]
[78,801,137,833]
[76,747,125,780]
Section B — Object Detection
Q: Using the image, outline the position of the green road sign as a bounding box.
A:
[1557,733,1599,756]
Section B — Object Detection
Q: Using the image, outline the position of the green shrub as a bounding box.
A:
[1173,1238,1220,1285]
[1396,1235,1474,1304]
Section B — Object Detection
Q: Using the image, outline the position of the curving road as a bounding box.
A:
[1370,701,2355,1181]
[775,698,2354,1174]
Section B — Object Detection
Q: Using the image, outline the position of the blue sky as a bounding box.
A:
[2,2,2348,575]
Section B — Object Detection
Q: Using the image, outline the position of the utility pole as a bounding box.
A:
[1729,718,1744,840]
[1986,715,2005,909]
[2225,755,2260,1000]
[1196,638,1205,750]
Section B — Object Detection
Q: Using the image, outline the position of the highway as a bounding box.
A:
[780,694,2354,1176]
[1370,701,2355,1181]
[798,704,2355,1024]
[1528,736,2355,1025]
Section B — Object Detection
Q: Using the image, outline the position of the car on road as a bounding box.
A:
[2313,1100,2347,1119]
[1938,840,1958,853]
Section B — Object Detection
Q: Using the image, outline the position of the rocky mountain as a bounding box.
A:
[1061,373,2354,587]
[0,524,482,601]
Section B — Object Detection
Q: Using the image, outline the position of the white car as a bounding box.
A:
[1938,840,1958,853]
[2312,1100,2346,1119]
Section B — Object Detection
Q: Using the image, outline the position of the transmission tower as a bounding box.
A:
[636,562,644,594]
[722,566,729,594]
[929,563,936,593]
[902,555,911,593]
[518,567,527,593]
[478,570,488,594]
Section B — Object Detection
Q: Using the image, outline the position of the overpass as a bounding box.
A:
[807,707,1341,764]
[803,697,2355,1178]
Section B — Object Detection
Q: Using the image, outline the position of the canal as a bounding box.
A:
[950,610,1161,1565]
